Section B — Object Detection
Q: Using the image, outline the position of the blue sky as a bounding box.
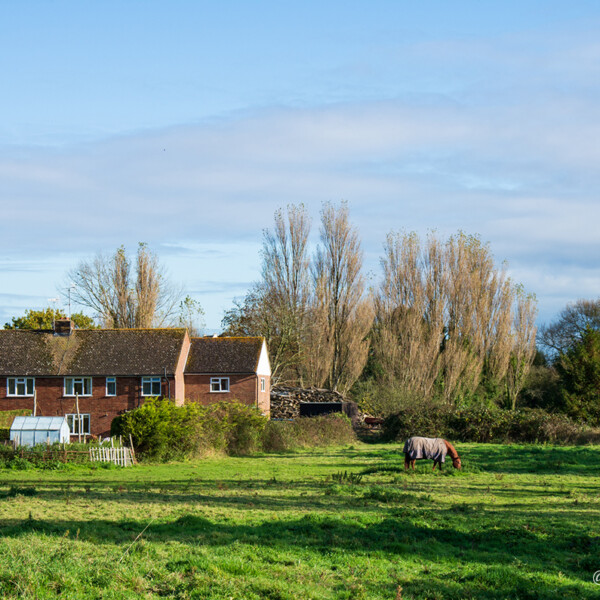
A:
[1,1,599,331]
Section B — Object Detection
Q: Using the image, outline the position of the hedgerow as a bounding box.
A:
[381,404,600,445]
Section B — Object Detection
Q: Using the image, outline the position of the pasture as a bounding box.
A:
[0,443,598,599]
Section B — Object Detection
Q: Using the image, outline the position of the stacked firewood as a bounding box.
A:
[270,386,346,419]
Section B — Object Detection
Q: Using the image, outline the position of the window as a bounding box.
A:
[142,376,162,396]
[260,377,266,392]
[210,377,229,393]
[64,377,92,396]
[7,377,35,397]
[66,414,91,435]
[106,377,116,396]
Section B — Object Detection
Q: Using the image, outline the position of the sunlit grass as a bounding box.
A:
[0,443,598,598]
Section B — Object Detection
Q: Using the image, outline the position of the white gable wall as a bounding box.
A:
[256,339,271,376]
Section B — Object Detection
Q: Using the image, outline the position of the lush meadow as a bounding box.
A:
[0,443,599,599]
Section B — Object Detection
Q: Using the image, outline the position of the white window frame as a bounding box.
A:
[64,377,92,397]
[7,377,35,397]
[106,377,117,396]
[210,377,230,393]
[66,413,91,435]
[141,376,162,397]
[260,377,266,392]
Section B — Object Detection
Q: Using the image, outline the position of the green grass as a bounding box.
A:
[0,443,599,599]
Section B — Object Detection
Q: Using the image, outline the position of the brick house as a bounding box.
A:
[184,336,271,415]
[0,320,271,438]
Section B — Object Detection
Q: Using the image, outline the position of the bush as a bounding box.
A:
[111,398,268,461]
[263,414,356,452]
[380,401,450,442]
[0,409,32,440]
[448,405,513,443]
[381,402,600,445]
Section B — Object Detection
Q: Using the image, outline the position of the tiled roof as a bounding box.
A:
[186,337,263,374]
[0,329,187,376]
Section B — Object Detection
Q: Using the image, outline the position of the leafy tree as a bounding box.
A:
[4,308,97,330]
[556,327,600,425]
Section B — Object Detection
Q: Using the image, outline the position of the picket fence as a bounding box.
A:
[89,446,135,467]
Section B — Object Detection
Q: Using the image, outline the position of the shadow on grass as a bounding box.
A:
[0,511,597,591]
[460,444,600,475]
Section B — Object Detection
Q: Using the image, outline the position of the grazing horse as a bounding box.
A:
[403,436,461,471]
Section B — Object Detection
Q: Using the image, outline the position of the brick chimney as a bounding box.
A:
[54,318,74,336]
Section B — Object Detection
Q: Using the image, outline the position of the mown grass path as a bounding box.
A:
[0,443,599,599]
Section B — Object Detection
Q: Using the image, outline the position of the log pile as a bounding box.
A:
[270,386,346,420]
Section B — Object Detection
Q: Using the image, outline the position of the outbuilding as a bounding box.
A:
[10,416,71,447]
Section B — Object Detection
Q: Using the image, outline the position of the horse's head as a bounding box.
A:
[452,457,462,469]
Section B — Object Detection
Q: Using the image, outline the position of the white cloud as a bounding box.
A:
[2,25,600,328]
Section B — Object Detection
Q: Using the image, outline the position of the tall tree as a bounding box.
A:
[505,285,538,410]
[310,202,373,392]
[222,205,312,384]
[68,243,183,328]
[372,230,537,407]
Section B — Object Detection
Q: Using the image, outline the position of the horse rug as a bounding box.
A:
[403,437,447,463]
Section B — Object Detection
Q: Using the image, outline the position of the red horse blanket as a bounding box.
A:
[403,437,447,463]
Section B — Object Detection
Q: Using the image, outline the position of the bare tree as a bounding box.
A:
[309,202,373,393]
[222,205,312,384]
[505,285,538,409]
[69,243,182,328]
[373,230,537,406]
[539,298,600,358]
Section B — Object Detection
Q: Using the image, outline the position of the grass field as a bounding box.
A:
[0,443,599,599]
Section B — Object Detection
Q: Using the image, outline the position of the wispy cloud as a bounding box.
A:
[1,22,599,327]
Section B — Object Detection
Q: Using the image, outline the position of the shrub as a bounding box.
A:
[448,404,513,443]
[0,409,32,440]
[111,398,268,461]
[263,414,356,452]
[111,398,204,461]
[380,400,450,442]
[205,401,267,456]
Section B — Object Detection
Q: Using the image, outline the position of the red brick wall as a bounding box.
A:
[257,375,271,416]
[0,376,176,438]
[184,374,264,409]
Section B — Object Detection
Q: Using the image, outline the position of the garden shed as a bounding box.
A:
[10,416,70,447]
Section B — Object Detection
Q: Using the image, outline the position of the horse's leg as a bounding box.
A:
[411,460,416,470]
[404,455,410,471]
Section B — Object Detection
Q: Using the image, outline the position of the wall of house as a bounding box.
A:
[174,332,191,406]
[0,376,176,438]
[257,374,270,416]
[184,373,269,415]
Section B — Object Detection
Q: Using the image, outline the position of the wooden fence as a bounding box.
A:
[89,446,135,467]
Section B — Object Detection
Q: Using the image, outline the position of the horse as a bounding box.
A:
[403,436,461,471]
